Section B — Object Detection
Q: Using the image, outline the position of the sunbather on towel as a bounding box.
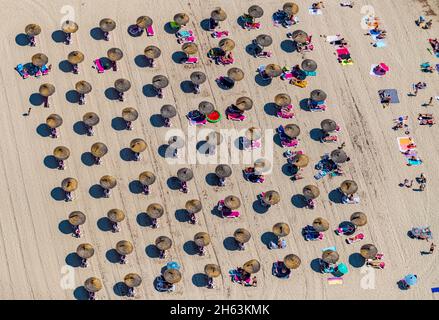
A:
[312,2,325,9]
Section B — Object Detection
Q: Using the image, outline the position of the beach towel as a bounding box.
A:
[322,246,336,252]
[326,35,341,43]
[370,64,384,77]
[407,158,422,166]
[378,89,400,103]
[341,60,354,66]
[373,41,387,48]
[309,8,323,15]
[336,48,350,59]
[431,287,439,293]
[328,277,343,285]
[397,137,414,152]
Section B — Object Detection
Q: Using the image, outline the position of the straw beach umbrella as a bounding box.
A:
[254,158,271,174]
[136,16,153,29]
[144,45,161,59]
[84,277,102,293]
[147,203,164,219]
[100,18,116,32]
[130,139,147,153]
[185,199,202,214]
[190,71,207,85]
[265,64,283,77]
[194,232,211,247]
[68,51,84,65]
[76,243,94,259]
[284,254,301,269]
[234,228,251,244]
[211,8,227,21]
[235,96,253,111]
[168,136,185,150]
[227,68,245,81]
[360,244,378,259]
[152,75,169,89]
[310,89,327,102]
[303,185,320,199]
[205,264,221,278]
[262,190,281,206]
[107,209,125,223]
[340,180,358,195]
[122,107,138,122]
[114,79,131,92]
[46,114,63,128]
[75,81,92,94]
[62,20,78,33]
[351,212,368,227]
[284,124,301,138]
[290,154,309,168]
[124,273,142,288]
[62,177,78,192]
[155,236,172,251]
[301,59,317,72]
[256,34,273,47]
[248,5,264,18]
[275,93,291,107]
[273,222,290,237]
[139,171,156,186]
[283,2,299,15]
[313,217,329,232]
[243,259,261,274]
[245,127,262,141]
[163,269,181,284]
[39,83,55,97]
[68,211,86,226]
[215,164,232,178]
[219,38,235,52]
[291,30,308,44]
[182,43,198,55]
[25,24,42,36]
[198,101,215,115]
[174,13,190,26]
[83,112,99,127]
[53,146,70,160]
[107,48,123,62]
[224,195,241,210]
[322,250,339,264]
[331,149,348,164]
[32,53,48,67]
[177,168,194,182]
[160,105,177,119]
[116,240,134,256]
[91,142,108,158]
[100,175,117,190]
[321,119,337,133]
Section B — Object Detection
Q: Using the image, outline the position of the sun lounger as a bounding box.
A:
[146,25,155,36]
[407,158,422,166]
[16,64,29,79]
[176,30,193,38]
[346,233,365,244]
[94,59,105,73]
[244,22,261,30]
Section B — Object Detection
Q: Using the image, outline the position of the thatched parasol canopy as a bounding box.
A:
[185,199,202,214]
[310,89,327,102]
[265,64,283,77]
[313,217,329,232]
[139,171,156,186]
[224,195,241,210]
[291,30,308,44]
[168,136,185,149]
[146,203,164,219]
[205,264,221,277]
[301,59,317,72]
[62,177,78,192]
[67,51,84,64]
[254,158,271,174]
[219,38,235,52]
[215,164,232,178]
[107,48,123,62]
[248,5,264,18]
[245,127,262,141]
[235,97,253,111]
[206,131,223,146]
[114,78,131,92]
[91,142,108,158]
[107,209,125,223]
[163,268,181,284]
[46,114,63,128]
[124,273,142,288]
[322,250,339,264]
[340,180,358,195]
[234,228,251,244]
[284,254,301,269]
[160,105,177,118]
[290,154,309,168]
[155,236,172,251]
[243,259,261,274]
[182,43,198,55]
[116,240,134,255]
[350,212,368,227]
[76,243,95,259]
[82,112,99,126]
[32,53,48,67]
[198,101,215,115]
[39,83,55,97]
[256,34,273,47]
[331,149,348,164]
[321,119,337,133]
[227,67,245,81]
[75,81,92,94]
[100,18,116,32]
[130,138,147,153]
[152,75,169,89]
[262,190,281,206]
[190,71,207,85]
[62,20,79,33]
[53,146,70,160]
[284,123,301,138]
[360,244,378,259]
[84,277,102,292]
[144,45,162,59]
[177,168,194,182]
[174,13,190,26]
[283,2,299,15]
[275,93,291,107]
[122,107,139,122]
[100,175,117,189]
[194,232,211,247]
[136,16,153,29]
[211,8,227,21]
[25,24,41,36]
[303,185,320,199]
[273,222,290,237]
[68,211,86,226]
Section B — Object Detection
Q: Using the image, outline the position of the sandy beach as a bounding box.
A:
[0,0,438,299]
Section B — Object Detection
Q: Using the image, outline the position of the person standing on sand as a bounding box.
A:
[421,243,435,255]
[24,107,32,116]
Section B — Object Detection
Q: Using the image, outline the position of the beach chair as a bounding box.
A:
[277,107,295,119]
[15,64,29,79]
[322,135,338,143]
[176,29,193,38]
[183,56,198,64]
[94,59,105,73]
[226,111,246,121]
[177,35,196,44]
[146,25,155,36]
[290,79,308,88]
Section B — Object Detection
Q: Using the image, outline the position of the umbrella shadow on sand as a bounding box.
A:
[172,51,187,64]
[142,84,157,97]
[263,103,278,117]
[310,128,323,142]
[90,27,105,40]
[73,286,89,300]
[175,209,190,223]
[280,39,297,53]
[58,220,72,235]
[255,74,272,87]
[29,93,44,106]
[81,152,96,166]
[44,155,59,169]
[299,98,310,111]
[164,22,179,34]
[73,121,88,135]
[51,187,66,201]
[111,117,127,131]
[36,124,51,137]
[252,199,269,214]
[291,194,307,208]
[180,80,195,93]
[58,60,73,73]
[134,54,150,68]
[349,253,366,268]
[145,244,161,258]
[104,87,120,101]
[192,273,208,287]
[210,205,223,219]
[329,189,344,204]
[310,258,322,273]
[183,240,199,255]
[106,249,121,263]
[15,33,30,46]
[200,19,211,31]
[167,177,181,190]
[97,217,113,232]
[136,212,150,227]
[51,30,66,43]
[89,184,105,199]
[65,90,80,104]
[150,114,165,127]
[205,173,219,186]
[223,236,240,251]
[261,231,278,248]
[120,148,134,161]
[128,180,143,194]
[65,252,82,268]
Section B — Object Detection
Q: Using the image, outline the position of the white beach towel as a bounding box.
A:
[309,8,323,15]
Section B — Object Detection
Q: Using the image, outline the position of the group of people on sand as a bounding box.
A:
[401,173,427,191]
[416,16,433,30]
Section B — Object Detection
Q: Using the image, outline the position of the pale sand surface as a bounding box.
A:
[0,0,439,299]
